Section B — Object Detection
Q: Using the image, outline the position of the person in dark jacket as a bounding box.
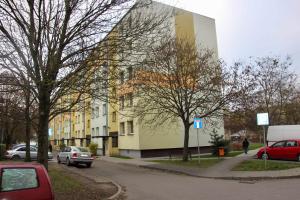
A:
[49,143,52,153]
[242,138,249,154]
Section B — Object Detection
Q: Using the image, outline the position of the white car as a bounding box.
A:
[57,146,94,168]
[5,146,53,160]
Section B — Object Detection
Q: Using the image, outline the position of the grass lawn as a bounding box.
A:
[232,160,300,171]
[48,167,81,193]
[152,158,223,168]
[249,143,264,150]
[192,151,243,159]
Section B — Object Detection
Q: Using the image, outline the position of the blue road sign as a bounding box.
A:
[194,118,203,129]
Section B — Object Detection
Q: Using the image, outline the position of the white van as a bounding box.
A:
[267,125,300,145]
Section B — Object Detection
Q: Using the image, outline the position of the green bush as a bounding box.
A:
[89,143,98,156]
[59,143,66,150]
[0,144,6,160]
[209,129,230,156]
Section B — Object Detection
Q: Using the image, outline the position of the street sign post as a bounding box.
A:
[257,113,269,169]
[194,118,203,164]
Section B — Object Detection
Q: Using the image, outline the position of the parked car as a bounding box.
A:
[257,139,300,161]
[0,163,54,200]
[5,146,53,160]
[57,146,94,168]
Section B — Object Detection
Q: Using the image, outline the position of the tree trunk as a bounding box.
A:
[182,122,190,162]
[25,92,31,162]
[37,90,50,170]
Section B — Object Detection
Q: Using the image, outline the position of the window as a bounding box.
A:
[103,126,107,135]
[112,137,118,148]
[127,93,133,107]
[286,141,297,147]
[103,104,106,115]
[112,112,117,122]
[92,128,95,136]
[30,147,37,152]
[91,108,95,119]
[96,127,99,136]
[119,71,124,84]
[127,67,133,80]
[127,121,134,134]
[17,147,26,151]
[119,96,125,110]
[272,141,286,148]
[120,122,125,135]
[87,120,90,129]
[1,168,38,192]
[95,106,99,117]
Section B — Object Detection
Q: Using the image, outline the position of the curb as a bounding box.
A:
[139,164,300,181]
[107,180,123,200]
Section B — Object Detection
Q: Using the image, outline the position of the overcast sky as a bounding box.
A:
[157,0,300,74]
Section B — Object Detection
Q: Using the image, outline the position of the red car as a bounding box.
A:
[257,139,300,161]
[0,163,54,200]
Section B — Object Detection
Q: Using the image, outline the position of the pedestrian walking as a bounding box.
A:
[242,138,249,154]
[49,143,52,153]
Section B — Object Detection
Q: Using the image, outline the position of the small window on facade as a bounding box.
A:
[127,121,134,134]
[120,122,125,135]
[87,120,90,129]
[103,126,107,135]
[112,112,117,122]
[120,71,124,84]
[103,104,106,115]
[1,168,38,192]
[92,128,95,136]
[127,67,133,80]
[95,106,99,117]
[127,93,133,107]
[120,96,125,110]
[91,108,95,119]
[112,137,118,148]
[96,127,99,136]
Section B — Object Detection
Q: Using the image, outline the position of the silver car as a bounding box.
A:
[57,146,94,168]
[5,146,53,160]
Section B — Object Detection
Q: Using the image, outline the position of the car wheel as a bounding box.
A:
[86,163,92,168]
[66,158,71,166]
[12,155,21,160]
[297,155,300,162]
[57,156,61,164]
[261,153,269,160]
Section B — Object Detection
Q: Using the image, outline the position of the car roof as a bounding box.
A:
[0,163,44,169]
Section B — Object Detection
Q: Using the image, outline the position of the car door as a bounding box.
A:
[30,147,38,160]
[283,140,298,160]
[16,147,26,159]
[269,141,286,159]
[60,147,67,162]
[65,147,71,160]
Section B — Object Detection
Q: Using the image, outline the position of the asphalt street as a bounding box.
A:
[59,159,300,200]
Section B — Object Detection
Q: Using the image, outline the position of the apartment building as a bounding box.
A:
[49,1,224,158]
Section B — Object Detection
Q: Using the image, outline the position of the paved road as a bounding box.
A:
[61,159,299,200]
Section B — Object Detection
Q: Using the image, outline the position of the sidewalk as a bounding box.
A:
[99,150,300,180]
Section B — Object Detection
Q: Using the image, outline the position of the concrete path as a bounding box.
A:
[99,149,300,179]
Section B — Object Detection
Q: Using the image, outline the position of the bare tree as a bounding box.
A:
[132,37,244,161]
[0,72,37,161]
[0,0,169,168]
[249,56,297,125]
[225,56,298,140]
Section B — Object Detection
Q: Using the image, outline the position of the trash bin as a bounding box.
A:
[218,147,225,157]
